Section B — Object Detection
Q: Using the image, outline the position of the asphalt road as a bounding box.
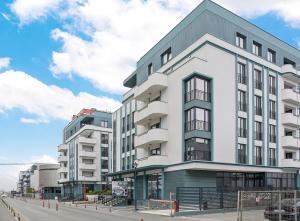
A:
[3,197,191,221]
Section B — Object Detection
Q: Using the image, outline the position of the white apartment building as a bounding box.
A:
[109,0,300,201]
[58,108,112,199]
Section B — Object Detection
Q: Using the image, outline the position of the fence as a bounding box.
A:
[237,190,300,221]
[176,187,238,211]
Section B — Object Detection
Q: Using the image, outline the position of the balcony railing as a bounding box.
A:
[185,89,210,103]
[184,150,211,161]
[255,80,262,90]
[255,156,263,165]
[185,120,210,132]
[255,107,262,116]
[238,75,247,85]
[269,135,276,143]
[238,128,247,138]
[269,158,276,166]
[255,131,263,140]
[238,102,247,112]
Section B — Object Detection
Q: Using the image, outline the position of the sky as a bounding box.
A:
[0,0,300,191]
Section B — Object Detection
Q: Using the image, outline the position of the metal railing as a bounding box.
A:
[185,89,210,103]
[238,75,247,85]
[184,150,211,161]
[255,107,262,116]
[254,131,263,140]
[269,86,276,95]
[255,80,262,90]
[238,128,247,138]
[185,120,210,132]
[269,135,277,143]
[270,111,276,119]
[239,102,247,112]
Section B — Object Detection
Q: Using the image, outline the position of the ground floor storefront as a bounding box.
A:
[110,165,300,201]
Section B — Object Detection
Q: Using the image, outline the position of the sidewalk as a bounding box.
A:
[0,199,15,221]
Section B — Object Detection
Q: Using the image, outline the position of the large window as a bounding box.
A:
[101,134,109,144]
[161,48,172,65]
[255,146,262,165]
[267,49,276,63]
[269,124,276,143]
[254,121,262,140]
[185,76,210,102]
[122,117,125,133]
[236,33,247,49]
[269,148,276,166]
[252,41,262,56]
[269,75,276,95]
[185,138,211,161]
[254,69,262,90]
[150,147,161,156]
[238,143,247,164]
[147,174,162,199]
[185,107,210,132]
[238,117,247,138]
[238,90,247,112]
[254,95,262,116]
[269,100,276,119]
[100,120,108,128]
[237,62,247,85]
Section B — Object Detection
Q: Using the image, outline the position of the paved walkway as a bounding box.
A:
[0,198,15,221]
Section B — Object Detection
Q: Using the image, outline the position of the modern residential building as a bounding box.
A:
[30,163,61,199]
[17,171,27,194]
[58,108,112,199]
[109,0,300,201]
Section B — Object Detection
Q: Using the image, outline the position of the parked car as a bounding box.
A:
[264,199,300,221]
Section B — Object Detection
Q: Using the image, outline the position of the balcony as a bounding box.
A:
[79,164,96,170]
[281,89,300,105]
[58,167,68,173]
[134,73,168,102]
[282,113,300,128]
[78,151,97,158]
[282,64,297,75]
[58,155,68,162]
[78,136,97,144]
[135,101,168,125]
[58,144,68,152]
[282,136,300,149]
[135,128,168,148]
[58,177,68,183]
[281,158,300,168]
[137,155,169,168]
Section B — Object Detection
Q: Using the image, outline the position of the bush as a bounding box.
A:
[86,189,112,195]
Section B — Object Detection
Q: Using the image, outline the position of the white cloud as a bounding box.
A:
[0,154,57,191]
[0,57,11,69]
[0,70,121,122]
[20,118,49,124]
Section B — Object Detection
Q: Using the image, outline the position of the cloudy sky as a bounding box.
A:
[0,0,300,191]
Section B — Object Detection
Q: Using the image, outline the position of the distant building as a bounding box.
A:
[58,108,113,200]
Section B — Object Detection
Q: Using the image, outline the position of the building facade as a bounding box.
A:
[109,0,300,200]
[58,108,112,199]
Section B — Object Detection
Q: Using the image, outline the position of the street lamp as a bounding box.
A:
[133,160,138,211]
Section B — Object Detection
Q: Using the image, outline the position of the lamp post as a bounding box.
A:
[134,160,138,211]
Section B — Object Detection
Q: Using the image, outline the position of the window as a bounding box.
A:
[269,100,276,119]
[132,112,135,129]
[185,76,210,102]
[267,49,276,63]
[82,145,93,152]
[100,120,108,128]
[285,152,293,159]
[254,95,262,116]
[127,156,130,169]
[101,147,108,157]
[82,158,94,165]
[132,134,135,150]
[255,146,262,165]
[252,41,262,56]
[185,107,210,132]
[101,159,108,169]
[236,33,247,49]
[185,138,211,161]
[161,48,172,65]
[237,62,247,85]
[122,117,125,133]
[254,69,262,90]
[269,124,276,143]
[238,117,247,138]
[269,75,276,95]
[127,115,130,131]
[101,134,109,144]
[122,138,125,153]
[127,135,130,151]
[82,171,94,177]
[148,63,153,75]
[122,158,125,170]
[238,144,247,164]
[254,121,262,140]
[238,90,247,112]
[269,148,276,166]
[150,147,161,156]
[284,58,296,67]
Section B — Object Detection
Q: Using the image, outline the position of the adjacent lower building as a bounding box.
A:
[109,0,300,200]
[58,108,112,199]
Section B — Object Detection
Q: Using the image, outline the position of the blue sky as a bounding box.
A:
[0,0,300,190]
